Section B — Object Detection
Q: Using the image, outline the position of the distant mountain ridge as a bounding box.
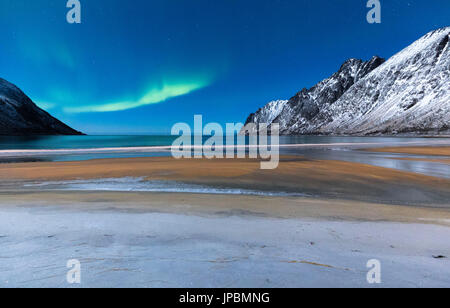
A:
[0,78,82,135]
[244,27,450,135]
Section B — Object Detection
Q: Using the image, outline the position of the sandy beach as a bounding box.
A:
[0,146,449,287]
[1,154,449,205]
[1,202,450,288]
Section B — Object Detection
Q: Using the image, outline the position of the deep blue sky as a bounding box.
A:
[0,0,448,134]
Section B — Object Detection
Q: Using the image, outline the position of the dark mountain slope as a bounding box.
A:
[0,78,83,135]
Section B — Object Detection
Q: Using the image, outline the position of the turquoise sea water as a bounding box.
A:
[0,135,445,150]
[0,135,178,150]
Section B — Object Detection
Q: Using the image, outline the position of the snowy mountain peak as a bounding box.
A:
[245,100,288,126]
[388,27,449,67]
[244,28,450,136]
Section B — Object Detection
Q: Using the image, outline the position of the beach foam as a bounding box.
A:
[23,177,307,197]
[1,140,449,157]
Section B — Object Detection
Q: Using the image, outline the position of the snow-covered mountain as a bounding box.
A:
[0,78,82,135]
[244,27,450,135]
[245,100,289,125]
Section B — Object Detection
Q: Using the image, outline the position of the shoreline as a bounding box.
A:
[0,140,449,158]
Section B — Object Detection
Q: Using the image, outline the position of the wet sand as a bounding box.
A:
[1,155,449,205]
[393,157,450,164]
[1,191,450,225]
[365,146,450,166]
[368,146,450,156]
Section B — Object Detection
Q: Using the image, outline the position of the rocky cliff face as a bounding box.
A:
[0,78,82,135]
[244,27,450,135]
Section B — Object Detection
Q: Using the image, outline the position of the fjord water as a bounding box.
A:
[0,134,447,150]
[0,135,178,150]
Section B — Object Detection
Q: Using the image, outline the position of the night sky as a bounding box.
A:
[0,0,448,134]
